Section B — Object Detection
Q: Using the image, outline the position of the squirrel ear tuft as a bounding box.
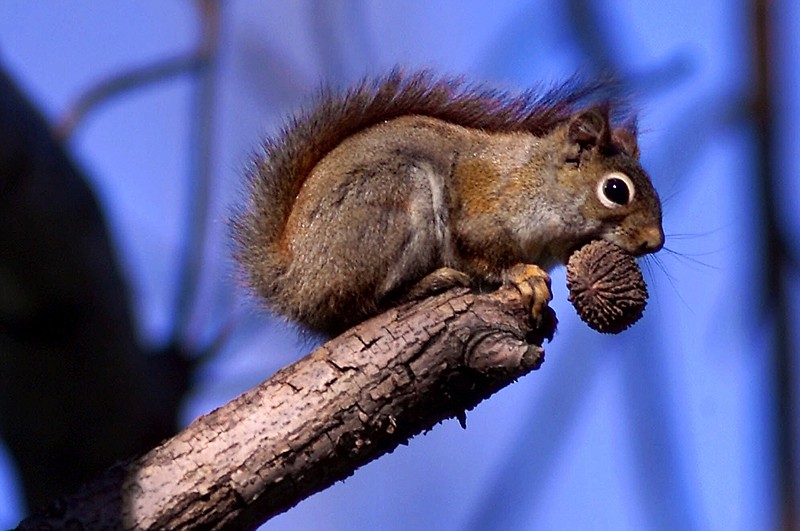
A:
[567,106,612,149]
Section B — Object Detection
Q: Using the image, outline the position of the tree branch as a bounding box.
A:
[17,285,553,530]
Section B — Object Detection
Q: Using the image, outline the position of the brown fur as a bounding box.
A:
[232,69,659,336]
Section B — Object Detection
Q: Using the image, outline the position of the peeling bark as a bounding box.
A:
[17,285,552,530]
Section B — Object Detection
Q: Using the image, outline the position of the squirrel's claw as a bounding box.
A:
[504,264,556,340]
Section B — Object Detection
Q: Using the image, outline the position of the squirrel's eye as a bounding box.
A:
[597,172,635,208]
[604,178,629,204]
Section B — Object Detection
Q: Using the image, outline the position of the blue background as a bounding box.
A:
[1,1,798,529]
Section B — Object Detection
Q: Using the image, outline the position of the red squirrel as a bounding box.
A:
[233,70,664,336]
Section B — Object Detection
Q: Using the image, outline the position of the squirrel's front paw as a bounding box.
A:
[504,264,557,338]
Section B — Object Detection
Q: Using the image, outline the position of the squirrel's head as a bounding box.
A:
[551,106,664,259]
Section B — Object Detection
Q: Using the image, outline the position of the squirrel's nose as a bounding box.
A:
[638,226,664,254]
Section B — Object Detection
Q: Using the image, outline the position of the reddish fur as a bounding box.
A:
[231,69,640,332]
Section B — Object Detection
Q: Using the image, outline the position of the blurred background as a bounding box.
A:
[0,1,797,529]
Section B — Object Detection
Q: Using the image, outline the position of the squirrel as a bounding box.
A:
[233,70,664,336]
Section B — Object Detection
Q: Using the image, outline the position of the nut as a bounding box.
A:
[566,240,647,334]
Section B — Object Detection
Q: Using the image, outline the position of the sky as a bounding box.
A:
[0,1,798,529]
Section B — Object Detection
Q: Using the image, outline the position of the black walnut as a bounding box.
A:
[566,240,647,333]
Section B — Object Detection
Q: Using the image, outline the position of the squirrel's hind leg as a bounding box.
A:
[394,267,472,303]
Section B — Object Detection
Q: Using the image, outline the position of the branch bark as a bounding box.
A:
[17,285,553,530]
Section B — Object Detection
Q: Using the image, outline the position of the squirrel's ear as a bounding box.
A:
[567,106,611,149]
[612,126,640,159]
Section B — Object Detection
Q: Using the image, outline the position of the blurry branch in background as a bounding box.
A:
[54,1,218,142]
[55,1,223,354]
[564,0,616,72]
[17,287,551,531]
[752,1,799,529]
[566,0,695,97]
[53,54,204,139]
[56,0,226,351]
[1,0,224,513]
[169,0,221,348]
[0,64,179,511]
